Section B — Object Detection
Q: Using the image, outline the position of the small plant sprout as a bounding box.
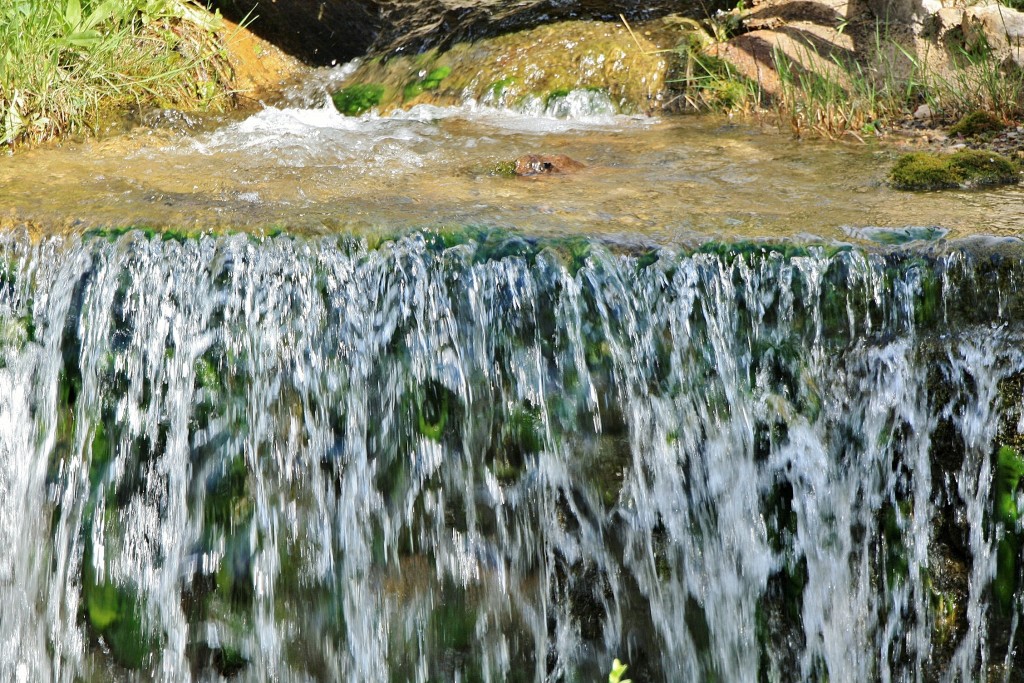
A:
[609,658,632,683]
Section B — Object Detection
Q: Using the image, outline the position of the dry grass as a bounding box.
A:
[671,17,1024,139]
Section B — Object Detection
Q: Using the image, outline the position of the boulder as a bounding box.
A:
[212,0,379,64]
[332,20,670,115]
[961,2,1024,66]
[217,17,306,105]
[210,0,724,65]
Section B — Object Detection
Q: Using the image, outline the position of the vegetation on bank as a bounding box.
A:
[671,9,1024,141]
[1,0,232,147]
[8,0,1024,161]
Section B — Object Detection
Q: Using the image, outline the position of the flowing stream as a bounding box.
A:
[3,76,1024,241]
[3,68,1024,682]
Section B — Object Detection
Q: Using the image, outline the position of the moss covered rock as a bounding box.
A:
[888,150,1019,190]
[331,20,669,116]
[948,110,1006,138]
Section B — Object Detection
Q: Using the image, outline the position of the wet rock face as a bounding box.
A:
[331,20,671,116]
[514,154,586,176]
[211,0,722,65]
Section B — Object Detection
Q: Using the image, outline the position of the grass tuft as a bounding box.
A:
[1,0,232,147]
[670,16,1024,140]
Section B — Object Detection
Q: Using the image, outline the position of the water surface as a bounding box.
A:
[3,89,1021,242]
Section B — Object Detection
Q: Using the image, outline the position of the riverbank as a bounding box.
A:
[7,0,1024,152]
[1,0,303,148]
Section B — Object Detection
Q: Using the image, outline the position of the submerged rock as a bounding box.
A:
[513,154,586,176]
[330,20,670,115]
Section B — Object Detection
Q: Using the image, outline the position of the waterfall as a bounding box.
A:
[0,229,1022,681]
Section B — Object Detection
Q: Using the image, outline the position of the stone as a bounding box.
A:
[335,21,669,115]
[961,3,1024,66]
[913,104,932,120]
[933,7,965,36]
[862,0,944,31]
[513,154,586,176]
[210,0,720,65]
[217,17,306,106]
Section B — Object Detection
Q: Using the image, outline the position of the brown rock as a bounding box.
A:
[514,154,586,176]
[218,18,307,106]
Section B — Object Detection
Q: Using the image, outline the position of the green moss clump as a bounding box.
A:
[486,77,516,99]
[85,567,162,669]
[417,383,450,442]
[993,445,1024,610]
[995,445,1024,526]
[331,84,385,116]
[889,153,960,190]
[492,160,517,177]
[948,110,1005,137]
[403,65,452,100]
[888,150,1019,190]
[947,149,1018,185]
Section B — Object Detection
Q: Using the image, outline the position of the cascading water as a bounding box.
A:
[1,228,1023,682]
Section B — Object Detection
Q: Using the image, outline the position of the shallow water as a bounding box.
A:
[3,85,1024,242]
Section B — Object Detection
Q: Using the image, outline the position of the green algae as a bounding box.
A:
[486,77,517,100]
[403,66,452,101]
[331,83,386,116]
[84,545,163,669]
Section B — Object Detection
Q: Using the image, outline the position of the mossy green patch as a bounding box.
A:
[85,564,162,669]
[331,83,386,116]
[544,87,573,106]
[205,455,250,532]
[948,110,1005,138]
[486,77,516,100]
[889,153,960,190]
[992,445,1024,611]
[492,160,517,177]
[995,445,1024,526]
[889,150,1019,190]
[423,66,451,88]
[403,65,452,100]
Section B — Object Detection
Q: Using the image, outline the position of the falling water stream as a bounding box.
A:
[3,63,1024,682]
[0,228,1022,682]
